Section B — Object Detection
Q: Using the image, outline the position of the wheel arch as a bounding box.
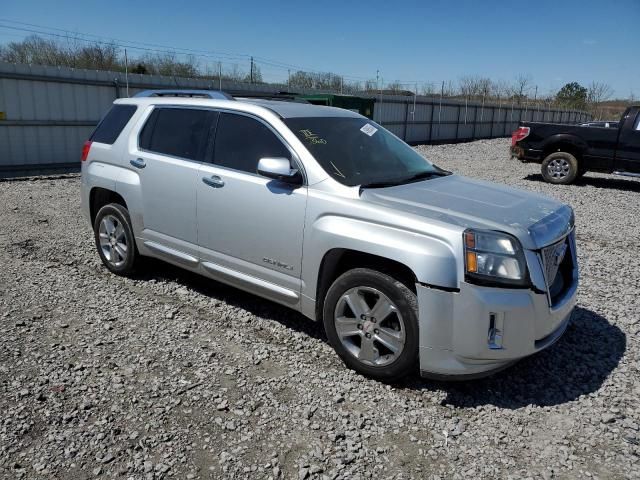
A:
[314,248,439,321]
[89,187,128,225]
[542,135,586,161]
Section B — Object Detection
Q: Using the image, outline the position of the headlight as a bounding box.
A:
[463,229,528,287]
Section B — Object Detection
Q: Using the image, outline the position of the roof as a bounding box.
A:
[119,90,364,119]
[239,98,362,119]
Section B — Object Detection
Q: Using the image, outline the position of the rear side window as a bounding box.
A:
[139,108,214,161]
[91,104,137,144]
[213,113,290,173]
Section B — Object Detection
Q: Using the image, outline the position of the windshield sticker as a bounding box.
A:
[360,123,378,136]
[299,129,327,145]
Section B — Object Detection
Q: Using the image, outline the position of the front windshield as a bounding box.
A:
[284,117,444,187]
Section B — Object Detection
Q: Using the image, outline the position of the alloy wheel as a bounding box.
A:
[547,158,571,179]
[98,214,128,268]
[333,286,406,367]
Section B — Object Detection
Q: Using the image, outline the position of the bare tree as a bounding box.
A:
[458,75,480,98]
[491,79,510,99]
[587,81,613,105]
[420,82,437,96]
[458,75,492,99]
[510,73,533,105]
[385,80,404,92]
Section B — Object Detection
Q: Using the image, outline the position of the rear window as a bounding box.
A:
[91,104,137,144]
[139,107,214,161]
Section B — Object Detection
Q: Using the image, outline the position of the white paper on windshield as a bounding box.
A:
[360,123,378,136]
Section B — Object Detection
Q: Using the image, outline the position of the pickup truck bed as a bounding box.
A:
[511,106,640,184]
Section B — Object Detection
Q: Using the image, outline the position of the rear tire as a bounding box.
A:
[322,268,419,382]
[93,203,140,276]
[541,152,579,184]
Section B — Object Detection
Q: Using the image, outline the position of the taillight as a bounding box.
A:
[81,140,92,162]
[511,127,530,146]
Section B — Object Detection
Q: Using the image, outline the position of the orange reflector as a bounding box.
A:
[466,251,478,273]
[464,231,476,249]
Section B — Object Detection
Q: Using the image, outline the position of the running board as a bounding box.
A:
[613,171,640,178]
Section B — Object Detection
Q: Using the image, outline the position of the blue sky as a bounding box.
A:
[1,0,638,97]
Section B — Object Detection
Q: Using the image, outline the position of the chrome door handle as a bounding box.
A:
[130,158,146,169]
[202,175,225,188]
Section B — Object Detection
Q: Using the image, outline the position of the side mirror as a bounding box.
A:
[257,157,302,184]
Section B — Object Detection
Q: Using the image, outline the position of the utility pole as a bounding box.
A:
[288,69,291,89]
[412,82,417,120]
[124,48,129,98]
[377,70,382,125]
[218,62,222,91]
[250,56,254,84]
[340,76,343,94]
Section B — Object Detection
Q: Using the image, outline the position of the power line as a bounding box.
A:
[0,18,374,82]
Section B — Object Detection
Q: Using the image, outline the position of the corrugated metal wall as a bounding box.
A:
[369,94,590,144]
[0,62,591,177]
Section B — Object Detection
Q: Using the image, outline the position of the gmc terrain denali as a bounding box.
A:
[81,90,578,381]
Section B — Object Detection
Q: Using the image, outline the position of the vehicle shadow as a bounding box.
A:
[133,261,625,409]
[132,258,328,342]
[401,306,626,408]
[524,173,640,192]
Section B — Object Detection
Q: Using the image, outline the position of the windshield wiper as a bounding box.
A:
[359,170,450,190]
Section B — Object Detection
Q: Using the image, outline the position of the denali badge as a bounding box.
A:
[263,257,294,271]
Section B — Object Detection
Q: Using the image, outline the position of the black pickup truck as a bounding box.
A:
[511,105,640,184]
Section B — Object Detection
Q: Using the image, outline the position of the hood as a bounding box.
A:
[360,175,573,250]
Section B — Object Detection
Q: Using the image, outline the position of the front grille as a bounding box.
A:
[539,233,575,306]
[541,238,568,286]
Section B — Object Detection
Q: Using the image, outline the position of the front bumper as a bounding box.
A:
[416,276,577,378]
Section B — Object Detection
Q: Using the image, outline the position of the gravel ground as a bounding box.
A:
[1,138,639,480]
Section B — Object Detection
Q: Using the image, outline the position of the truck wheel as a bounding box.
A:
[93,203,140,276]
[322,268,419,382]
[541,152,579,184]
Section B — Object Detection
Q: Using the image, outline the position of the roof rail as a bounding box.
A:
[134,89,234,100]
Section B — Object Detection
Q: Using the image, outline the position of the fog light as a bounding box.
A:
[487,313,504,350]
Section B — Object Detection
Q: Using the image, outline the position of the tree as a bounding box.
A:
[458,75,493,99]
[556,82,588,109]
[245,63,263,83]
[420,82,436,96]
[587,81,613,105]
[131,63,148,74]
[385,80,404,92]
[510,73,533,105]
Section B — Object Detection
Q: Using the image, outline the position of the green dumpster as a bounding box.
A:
[299,94,374,119]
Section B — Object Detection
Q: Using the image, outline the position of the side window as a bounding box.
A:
[91,104,137,144]
[139,108,214,161]
[213,113,290,174]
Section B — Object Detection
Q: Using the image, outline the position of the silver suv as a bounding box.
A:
[81,90,578,381]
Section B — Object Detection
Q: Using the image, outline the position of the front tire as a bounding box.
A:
[322,268,419,382]
[541,152,579,184]
[93,203,139,275]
